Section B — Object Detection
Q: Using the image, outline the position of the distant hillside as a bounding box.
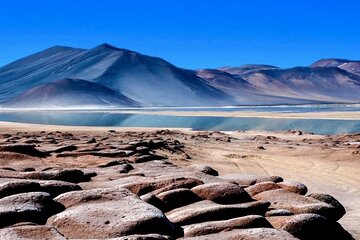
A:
[0,44,360,108]
[2,78,139,108]
[311,58,360,76]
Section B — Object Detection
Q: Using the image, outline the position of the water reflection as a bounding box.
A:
[0,111,359,135]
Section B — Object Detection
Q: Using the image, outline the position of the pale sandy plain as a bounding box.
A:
[0,111,359,238]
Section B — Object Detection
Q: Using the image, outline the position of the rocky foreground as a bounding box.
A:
[0,130,355,239]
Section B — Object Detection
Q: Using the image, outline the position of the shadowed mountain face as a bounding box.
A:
[0,44,360,108]
[0,44,232,107]
[2,78,139,108]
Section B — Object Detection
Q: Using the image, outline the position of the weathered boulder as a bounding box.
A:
[254,189,341,221]
[245,181,281,197]
[166,200,270,225]
[192,182,252,204]
[278,181,308,195]
[256,175,283,183]
[307,193,346,221]
[156,188,201,212]
[0,180,41,198]
[97,160,124,168]
[141,193,167,211]
[37,180,82,197]
[183,215,272,237]
[0,144,49,158]
[133,154,167,163]
[49,187,182,238]
[117,163,135,173]
[23,169,89,183]
[44,145,77,153]
[0,192,64,227]
[187,164,219,176]
[0,225,66,240]
[121,177,203,195]
[107,234,171,240]
[218,174,258,186]
[267,213,353,240]
[265,209,294,217]
[181,228,298,240]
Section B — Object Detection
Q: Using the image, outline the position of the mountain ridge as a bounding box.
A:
[0,43,360,108]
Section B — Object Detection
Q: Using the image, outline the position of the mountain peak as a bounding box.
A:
[310,58,350,68]
[96,43,121,50]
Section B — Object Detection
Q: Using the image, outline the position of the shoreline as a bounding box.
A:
[106,110,360,120]
[1,109,360,120]
[0,121,193,133]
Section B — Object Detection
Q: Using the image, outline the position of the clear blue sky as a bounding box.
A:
[0,0,359,69]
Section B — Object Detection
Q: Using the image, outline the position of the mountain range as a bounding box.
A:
[0,43,359,108]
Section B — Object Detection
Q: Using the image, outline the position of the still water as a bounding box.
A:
[0,110,359,135]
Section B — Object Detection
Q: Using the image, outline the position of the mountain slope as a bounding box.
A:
[0,46,86,100]
[2,78,139,108]
[197,64,360,103]
[195,69,313,105]
[239,67,360,102]
[0,44,360,107]
[0,44,233,106]
[311,58,360,76]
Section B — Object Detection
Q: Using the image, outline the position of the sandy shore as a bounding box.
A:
[0,121,359,238]
[0,121,193,133]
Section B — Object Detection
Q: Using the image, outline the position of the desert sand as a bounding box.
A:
[0,121,358,239]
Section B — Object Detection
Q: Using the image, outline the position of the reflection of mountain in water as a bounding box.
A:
[0,111,359,135]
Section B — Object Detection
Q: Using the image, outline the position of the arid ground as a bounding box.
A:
[0,121,359,239]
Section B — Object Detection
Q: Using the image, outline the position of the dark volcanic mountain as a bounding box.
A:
[3,78,139,108]
[0,43,360,108]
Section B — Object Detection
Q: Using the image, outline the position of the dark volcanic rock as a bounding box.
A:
[192,182,253,204]
[0,192,64,227]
